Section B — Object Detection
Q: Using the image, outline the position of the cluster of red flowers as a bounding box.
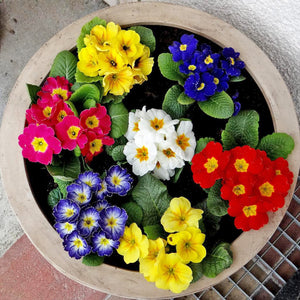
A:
[191,142,293,231]
[18,76,114,165]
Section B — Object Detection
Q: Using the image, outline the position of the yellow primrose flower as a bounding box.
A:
[77,46,102,77]
[155,252,193,294]
[98,49,127,76]
[115,29,143,58]
[161,196,203,233]
[117,223,149,264]
[103,67,134,96]
[139,238,166,282]
[167,227,206,264]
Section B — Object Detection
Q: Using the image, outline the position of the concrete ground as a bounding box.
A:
[0,0,299,299]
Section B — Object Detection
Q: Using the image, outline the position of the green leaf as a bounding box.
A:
[162,85,191,119]
[198,91,234,119]
[108,103,129,138]
[257,132,295,160]
[195,137,215,154]
[65,100,78,117]
[221,110,260,150]
[158,53,186,83]
[102,93,126,104]
[132,174,171,226]
[53,177,73,198]
[82,253,104,266]
[69,84,100,103]
[26,84,41,104]
[200,242,233,278]
[71,82,83,92]
[173,166,184,183]
[47,152,81,181]
[73,145,81,157]
[230,75,246,82]
[121,202,143,226]
[77,17,106,52]
[177,92,195,105]
[207,180,228,217]
[144,224,166,240]
[111,145,126,162]
[189,262,203,283]
[49,51,77,84]
[106,136,127,156]
[129,26,156,53]
[47,188,63,208]
[75,68,102,84]
[83,99,97,109]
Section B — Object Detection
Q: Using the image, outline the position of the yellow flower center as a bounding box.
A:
[43,106,52,118]
[204,55,213,64]
[204,157,218,173]
[232,184,246,196]
[57,110,67,122]
[176,134,190,151]
[51,88,68,100]
[133,121,139,132]
[230,57,235,65]
[135,146,149,162]
[188,65,196,71]
[64,223,73,231]
[89,139,103,154]
[73,238,83,248]
[67,126,80,140]
[234,159,249,172]
[31,137,48,153]
[243,205,257,217]
[180,44,187,51]
[213,77,219,85]
[100,238,110,246]
[150,117,164,131]
[275,169,281,175]
[112,175,121,186]
[259,182,274,197]
[197,83,205,91]
[65,209,74,218]
[77,193,87,203]
[83,217,94,228]
[85,116,99,129]
[163,148,176,158]
[107,217,117,228]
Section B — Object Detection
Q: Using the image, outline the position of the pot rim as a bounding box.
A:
[0,2,299,298]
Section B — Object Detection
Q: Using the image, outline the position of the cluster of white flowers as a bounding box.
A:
[123,107,196,180]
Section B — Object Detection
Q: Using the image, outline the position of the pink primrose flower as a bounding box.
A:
[51,100,74,126]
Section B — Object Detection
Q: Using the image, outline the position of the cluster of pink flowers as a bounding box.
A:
[18,76,114,165]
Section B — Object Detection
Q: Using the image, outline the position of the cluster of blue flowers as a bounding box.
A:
[52,165,133,259]
[169,34,245,111]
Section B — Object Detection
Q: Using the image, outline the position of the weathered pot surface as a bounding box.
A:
[0,2,299,298]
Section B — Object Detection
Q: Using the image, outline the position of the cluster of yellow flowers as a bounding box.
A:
[77,22,154,96]
[117,197,206,294]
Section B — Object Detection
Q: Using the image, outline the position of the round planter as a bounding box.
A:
[0,2,299,298]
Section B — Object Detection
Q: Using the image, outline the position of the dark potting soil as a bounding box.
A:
[25,25,274,270]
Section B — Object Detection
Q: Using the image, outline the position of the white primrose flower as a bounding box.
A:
[170,120,196,161]
[152,161,175,181]
[139,108,179,142]
[157,140,185,171]
[124,107,146,141]
[123,133,157,176]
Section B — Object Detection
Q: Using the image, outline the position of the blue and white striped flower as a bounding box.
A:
[76,171,101,192]
[54,221,77,238]
[67,182,92,206]
[95,199,110,213]
[105,165,133,196]
[96,179,111,200]
[63,231,91,259]
[77,207,100,237]
[92,231,120,256]
[99,206,128,240]
[53,199,80,222]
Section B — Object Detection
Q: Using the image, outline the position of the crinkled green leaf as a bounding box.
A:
[47,187,63,208]
[221,110,260,150]
[129,26,156,53]
[207,180,228,217]
[177,91,195,105]
[49,51,77,84]
[111,145,126,162]
[108,103,129,138]
[158,53,186,83]
[53,177,73,199]
[106,136,127,156]
[257,132,295,160]
[83,99,97,109]
[121,202,143,226]
[230,75,246,82]
[69,84,100,103]
[77,17,106,52]
[198,91,234,119]
[189,262,203,283]
[162,85,190,119]
[144,224,166,240]
[82,253,104,266]
[102,93,126,104]
[200,242,233,278]
[132,174,171,226]
[75,68,102,84]
[195,137,215,154]
[26,84,41,104]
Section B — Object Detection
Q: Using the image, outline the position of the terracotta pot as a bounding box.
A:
[0,2,299,298]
